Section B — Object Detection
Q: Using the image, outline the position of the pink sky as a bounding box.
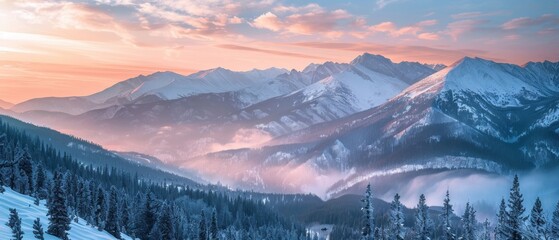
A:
[0,0,558,104]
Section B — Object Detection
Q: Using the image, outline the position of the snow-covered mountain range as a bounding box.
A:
[6,53,559,199]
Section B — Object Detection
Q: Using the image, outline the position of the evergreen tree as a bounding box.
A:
[549,202,559,239]
[47,171,71,240]
[199,211,207,240]
[506,175,526,240]
[441,190,454,240]
[154,202,174,240]
[210,210,218,240]
[138,192,156,238]
[17,146,33,193]
[105,186,120,238]
[528,197,546,239]
[17,169,30,194]
[388,193,405,240]
[495,198,507,240]
[552,200,559,239]
[361,183,374,240]
[461,202,476,240]
[34,164,46,199]
[6,208,24,240]
[94,186,106,230]
[481,218,491,240]
[414,194,433,240]
[120,198,130,234]
[33,217,45,240]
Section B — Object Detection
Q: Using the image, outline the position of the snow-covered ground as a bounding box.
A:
[0,187,131,240]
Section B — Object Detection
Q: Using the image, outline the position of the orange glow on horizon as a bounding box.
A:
[1,0,557,104]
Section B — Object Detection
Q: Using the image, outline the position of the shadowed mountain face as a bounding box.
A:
[7,53,559,199]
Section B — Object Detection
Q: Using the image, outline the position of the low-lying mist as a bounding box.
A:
[379,168,559,221]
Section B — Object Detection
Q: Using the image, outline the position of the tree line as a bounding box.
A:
[357,175,559,240]
[0,119,310,240]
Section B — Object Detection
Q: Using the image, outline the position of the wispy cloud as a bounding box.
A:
[368,20,439,40]
[217,44,323,59]
[502,14,559,30]
[250,7,351,36]
[446,19,486,41]
[451,11,504,19]
[375,0,400,9]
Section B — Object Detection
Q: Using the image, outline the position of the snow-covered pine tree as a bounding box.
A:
[87,180,97,223]
[441,190,454,240]
[210,210,218,240]
[47,171,71,240]
[94,185,106,230]
[155,202,174,240]
[17,145,33,193]
[77,180,90,220]
[528,197,546,239]
[33,217,45,240]
[552,200,559,239]
[6,208,24,240]
[361,183,374,240]
[506,175,526,240]
[199,211,207,240]
[131,192,144,238]
[120,197,130,234]
[414,194,433,240]
[138,191,157,238]
[388,193,405,240]
[481,218,491,240]
[461,202,476,240]
[105,186,120,238]
[34,164,46,199]
[495,198,507,240]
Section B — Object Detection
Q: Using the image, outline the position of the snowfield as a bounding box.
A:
[0,187,131,240]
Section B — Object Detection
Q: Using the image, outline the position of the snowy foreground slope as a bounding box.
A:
[0,188,130,240]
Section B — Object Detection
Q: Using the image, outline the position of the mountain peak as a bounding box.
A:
[451,56,495,68]
[350,53,393,66]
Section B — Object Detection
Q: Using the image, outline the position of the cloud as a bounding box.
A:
[375,0,400,9]
[418,32,439,40]
[250,6,351,36]
[446,19,486,40]
[272,3,321,13]
[502,14,559,30]
[217,44,323,59]
[368,20,439,40]
[251,12,283,31]
[451,11,504,19]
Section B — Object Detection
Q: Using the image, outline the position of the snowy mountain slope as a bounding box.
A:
[0,188,131,240]
[44,54,436,164]
[10,68,288,115]
[185,57,559,197]
[237,67,408,136]
[232,54,436,136]
[232,62,349,106]
[10,61,350,162]
[350,53,439,85]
